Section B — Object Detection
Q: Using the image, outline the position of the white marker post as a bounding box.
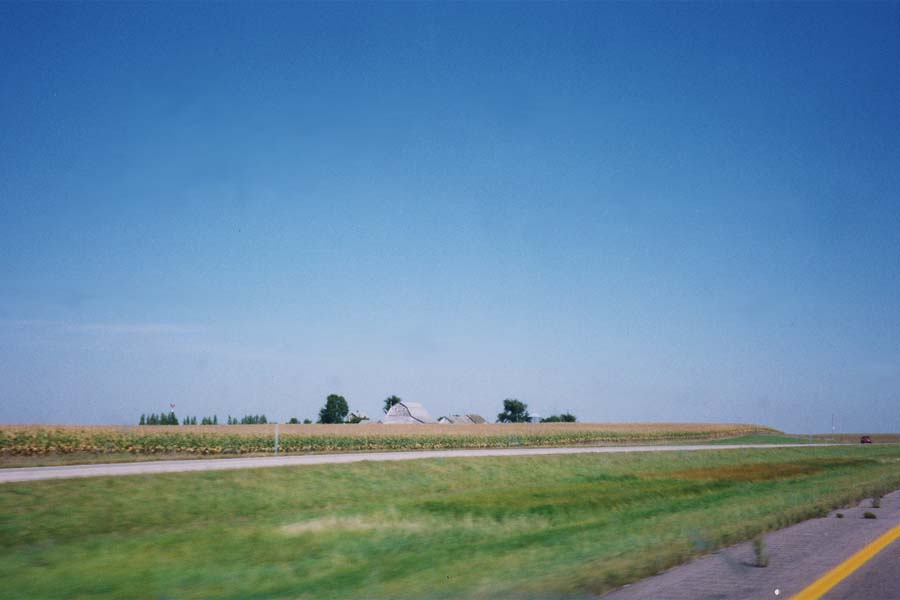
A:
[274,422,280,456]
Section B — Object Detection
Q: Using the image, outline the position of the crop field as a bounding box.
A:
[0,422,777,466]
[2,445,899,599]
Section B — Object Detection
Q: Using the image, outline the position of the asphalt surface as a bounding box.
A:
[822,535,900,600]
[0,442,834,483]
[600,490,900,600]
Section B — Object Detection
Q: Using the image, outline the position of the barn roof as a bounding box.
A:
[382,401,436,424]
[439,414,487,424]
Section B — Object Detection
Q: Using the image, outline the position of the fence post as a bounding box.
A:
[274,423,280,456]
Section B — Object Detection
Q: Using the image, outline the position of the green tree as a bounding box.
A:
[539,412,576,423]
[347,412,368,424]
[497,399,530,423]
[383,395,402,414]
[139,414,146,426]
[288,417,299,424]
[212,415,218,425]
[303,418,312,424]
[319,394,349,424]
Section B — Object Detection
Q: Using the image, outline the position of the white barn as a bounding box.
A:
[382,401,437,424]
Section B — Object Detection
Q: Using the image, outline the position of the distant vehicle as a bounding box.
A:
[860,435,873,444]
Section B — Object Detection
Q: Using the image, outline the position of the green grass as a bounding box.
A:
[0,436,811,469]
[699,433,816,445]
[2,446,900,599]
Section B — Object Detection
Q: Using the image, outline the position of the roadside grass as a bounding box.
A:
[0,451,278,468]
[697,433,816,445]
[812,433,900,445]
[0,432,812,469]
[2,446,900,599]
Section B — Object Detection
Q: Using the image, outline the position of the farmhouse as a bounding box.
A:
[382,401,437,424]
[437,414,487,424]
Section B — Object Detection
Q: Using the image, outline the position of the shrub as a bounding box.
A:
[863,511,877,519]
[752,535,769,567]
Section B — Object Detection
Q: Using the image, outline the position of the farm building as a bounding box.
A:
[438,414,487,424]
[381,401,437,424]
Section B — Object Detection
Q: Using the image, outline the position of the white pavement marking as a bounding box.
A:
[0,444,835,483]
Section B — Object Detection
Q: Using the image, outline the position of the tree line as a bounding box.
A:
[178,416,219,425]
[139,414,266,425]
[139,397,575,425]
[139,412,179,425]
[496,399,576,423]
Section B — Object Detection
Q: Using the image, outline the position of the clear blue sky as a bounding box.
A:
[1,2,899,432]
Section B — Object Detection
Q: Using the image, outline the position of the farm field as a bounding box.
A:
[2,445,900,599]
[0,422,778,468]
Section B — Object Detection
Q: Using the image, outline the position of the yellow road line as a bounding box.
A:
[791,522,900,600]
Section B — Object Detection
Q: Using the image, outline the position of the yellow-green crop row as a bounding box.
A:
[0,423,779,456]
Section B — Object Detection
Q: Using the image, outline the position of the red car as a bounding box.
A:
[860,435,873,444]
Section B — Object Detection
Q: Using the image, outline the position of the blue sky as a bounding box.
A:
[1,2,899,432]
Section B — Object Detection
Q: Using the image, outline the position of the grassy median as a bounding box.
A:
[2,446,899,599]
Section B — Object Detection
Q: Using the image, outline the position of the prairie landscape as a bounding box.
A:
[0,422,780,467]
[3,445,899,599]
[4,1,899,598]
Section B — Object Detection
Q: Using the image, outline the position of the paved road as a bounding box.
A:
[822,533,900,600]
[601,490,900,600]
[0,443,833,483]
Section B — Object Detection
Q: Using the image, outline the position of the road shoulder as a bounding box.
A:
[600,490,900,600]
